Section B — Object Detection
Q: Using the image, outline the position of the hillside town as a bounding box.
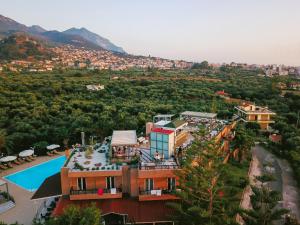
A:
[0,42,300,75]
[0,44,193,72]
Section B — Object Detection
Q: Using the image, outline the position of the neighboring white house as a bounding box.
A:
[86,84,105,91]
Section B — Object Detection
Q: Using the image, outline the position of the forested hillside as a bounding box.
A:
[0,34,54,60]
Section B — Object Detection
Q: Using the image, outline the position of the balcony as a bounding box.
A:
[70,187,122,200]
[138,189,179,201]
[139,163,180,170]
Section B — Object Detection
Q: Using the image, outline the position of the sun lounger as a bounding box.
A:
[52,150,59,154]
[18,158,25,163]
[47,152,54,156]
[0,164,8,170]
[13,160,21,165]
[25,157,32,162]
[29,155,35,160]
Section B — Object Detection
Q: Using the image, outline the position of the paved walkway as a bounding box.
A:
[0,154,62,225]
[241,145,300,222]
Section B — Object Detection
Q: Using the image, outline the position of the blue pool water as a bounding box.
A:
[4,156,66,192]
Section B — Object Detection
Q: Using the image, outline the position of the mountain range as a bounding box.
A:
[0,14,126,54]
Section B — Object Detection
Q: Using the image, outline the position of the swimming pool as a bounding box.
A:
[4,156,66,192]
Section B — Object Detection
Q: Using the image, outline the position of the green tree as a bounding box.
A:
[240,175,289,225]
[169,139,238,225]
[44,204,101,225]
[232,125,255,162]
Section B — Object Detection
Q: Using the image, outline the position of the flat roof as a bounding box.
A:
[111,130,137,146]
[154,114,174,118]
[164,119,187,129]
[180,111,217,119]
[154,120,170,126]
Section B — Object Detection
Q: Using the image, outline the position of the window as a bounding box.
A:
[163,134,169,142]
[151,140,157,148]
[157,133,163,141]
[157,141,163,150]
[168,178,176,191]
[145,178,154,191]
[77,177,86,190]
[163,142,169,150]
[150,132,156,140]
[106,176,115,189]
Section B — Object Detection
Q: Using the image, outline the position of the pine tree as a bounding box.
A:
[169,139,239,225]
[240,175,289,225]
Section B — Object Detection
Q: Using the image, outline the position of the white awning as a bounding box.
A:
[111,130,137,146]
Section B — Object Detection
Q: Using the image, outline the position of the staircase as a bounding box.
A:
[0,200,15,214]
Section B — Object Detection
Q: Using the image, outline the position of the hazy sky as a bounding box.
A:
[1,0,300,66]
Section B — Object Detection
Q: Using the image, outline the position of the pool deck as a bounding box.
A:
[0,154,63,225]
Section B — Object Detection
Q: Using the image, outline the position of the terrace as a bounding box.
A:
[184,117,229,141]
[139,149,180,170]
[66,143,123,172]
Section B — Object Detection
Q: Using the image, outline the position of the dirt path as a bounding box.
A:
[252,145,300,221]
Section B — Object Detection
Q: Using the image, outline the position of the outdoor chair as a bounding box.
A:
[7,162,13,168]
[17,158,25,163]
[13,159,21,165]
[0,164,8,170]
[52,150,59,154]
[47,152,54,157]
[25,157,32,162]
[29,155,36,160]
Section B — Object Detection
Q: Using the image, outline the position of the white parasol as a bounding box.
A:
[0,156,17,163]
[46,144,60,150]
[19,149,34,158]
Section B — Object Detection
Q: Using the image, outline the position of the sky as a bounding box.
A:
[1,0,300,66]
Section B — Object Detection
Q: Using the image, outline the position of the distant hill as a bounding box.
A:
[0,14,28,33]
[28,25,47,34]
[0,14,125,52]
[63,27,126,54]
[41,30,103,50]
[0,34,54,61]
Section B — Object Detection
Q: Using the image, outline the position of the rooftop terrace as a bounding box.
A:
[66,143,124,171]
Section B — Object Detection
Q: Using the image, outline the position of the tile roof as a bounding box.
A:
[53,197,176,223]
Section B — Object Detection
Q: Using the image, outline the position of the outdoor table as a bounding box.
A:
[0,156,17,163]
[19,150,34,158]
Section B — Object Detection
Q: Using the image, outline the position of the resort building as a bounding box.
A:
[234,103,276,130]
[32,111,237,225]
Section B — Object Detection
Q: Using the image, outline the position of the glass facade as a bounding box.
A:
[150,132,170,159]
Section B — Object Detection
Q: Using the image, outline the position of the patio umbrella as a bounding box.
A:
[0,156,17,163]
[47,144,60,150]
[19,150,34,158]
